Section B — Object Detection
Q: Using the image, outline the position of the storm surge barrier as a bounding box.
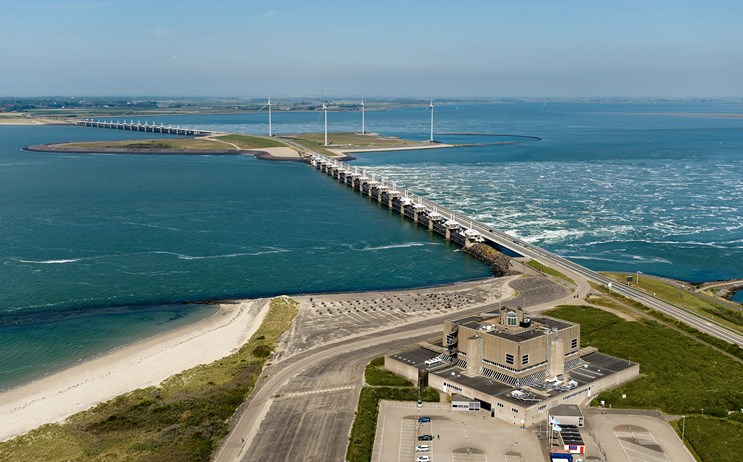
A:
[307,153,743,348]
[75,119,212,137]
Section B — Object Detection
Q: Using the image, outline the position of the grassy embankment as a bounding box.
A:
[45,134,290,153]
[0,297,299,462]
[603,272,743,333]
[346,357,439,462]
[548,305,743,462]
[525,259,576,285]
[590,280,743,360]
[285,132,429,157]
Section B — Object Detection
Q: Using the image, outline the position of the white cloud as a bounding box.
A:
[258,10,278,18]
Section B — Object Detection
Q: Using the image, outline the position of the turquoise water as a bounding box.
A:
[0,125,490,389]
[2,102,742,388]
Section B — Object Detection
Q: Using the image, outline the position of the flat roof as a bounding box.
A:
[459,315,576,343]
[428,351,637,407]
[388,346,443,371]
[550,404,583,418]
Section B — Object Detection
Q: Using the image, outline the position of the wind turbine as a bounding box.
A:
[428,99,435,143]
[360,97,365,135]
[322,95,329,146]
[258,94,273,137]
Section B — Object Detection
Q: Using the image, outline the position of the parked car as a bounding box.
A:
[416,457,431,462]
[417,434,433,441]
[418,416,431,423]
[416,444,430,452]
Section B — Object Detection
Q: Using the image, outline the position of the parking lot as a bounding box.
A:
[373,401,544,462]
[586,412,694,462]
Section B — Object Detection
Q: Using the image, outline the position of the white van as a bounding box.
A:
[424,357,441,366]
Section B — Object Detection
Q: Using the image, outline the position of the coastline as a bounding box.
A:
[0,298,270,442]
[0,274,499,442]
[23,144,306,161]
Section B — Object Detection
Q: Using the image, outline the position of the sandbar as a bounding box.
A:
[0,298,270,442]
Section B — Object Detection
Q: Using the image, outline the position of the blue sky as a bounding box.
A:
[1,0,741,97]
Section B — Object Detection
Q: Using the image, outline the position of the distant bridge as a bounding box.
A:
[75,119,212,137]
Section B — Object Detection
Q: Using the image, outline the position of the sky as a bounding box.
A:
[1,0,741,97]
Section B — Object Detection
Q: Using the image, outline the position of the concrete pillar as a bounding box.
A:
[428,219,434,231]
[414,211,419,223]
[445,228,451,240]
[466,335,483,377]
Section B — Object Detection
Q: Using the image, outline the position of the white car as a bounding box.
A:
[416,444,430,452]
[416,456,431,462]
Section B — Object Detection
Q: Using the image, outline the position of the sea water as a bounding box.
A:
[2,101,742,388]
[0,124,489,389]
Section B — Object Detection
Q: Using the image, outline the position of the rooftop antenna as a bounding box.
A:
[428,99,435,143]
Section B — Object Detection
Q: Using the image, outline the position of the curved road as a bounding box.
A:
[214,279,568,462]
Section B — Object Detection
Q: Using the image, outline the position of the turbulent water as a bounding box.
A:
[1,101,742,388]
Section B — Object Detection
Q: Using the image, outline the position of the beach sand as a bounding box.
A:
[0,298,269,442]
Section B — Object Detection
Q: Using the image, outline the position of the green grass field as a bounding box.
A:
[525,259,576,285]
[603,272,743,332]
[0,297,298,462]
[548,305,743,461]
[285,132,428,157]
[53,138,238,151]
[216,134,288,149]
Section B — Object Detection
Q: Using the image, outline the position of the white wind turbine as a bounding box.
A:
[428,99,435,143]
[360,97,366,135]
[322,95,329,146]
[257,94,273,137]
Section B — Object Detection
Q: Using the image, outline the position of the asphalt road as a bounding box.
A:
[406,189,743,348]
[214,278,567,462]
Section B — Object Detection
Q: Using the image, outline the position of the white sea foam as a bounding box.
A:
[17,258,82,264]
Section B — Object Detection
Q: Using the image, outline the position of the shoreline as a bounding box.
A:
[0,298,270,442]
[23,144,306,162]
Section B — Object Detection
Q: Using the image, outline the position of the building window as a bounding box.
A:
[522,354,529,365]
[511,408,519,413]
[507,311,518,326]
[571,338,578,349]
[505,354,514,365]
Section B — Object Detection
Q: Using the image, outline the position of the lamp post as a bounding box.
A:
[681,415,686,441]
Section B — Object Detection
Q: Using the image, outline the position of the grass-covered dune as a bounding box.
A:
[0,297,298,462]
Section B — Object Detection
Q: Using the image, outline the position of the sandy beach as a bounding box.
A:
[0,298,270,442]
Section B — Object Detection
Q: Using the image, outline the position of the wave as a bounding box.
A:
[16,258,82,264]
[352,242,442,252]
[148,248,291,260]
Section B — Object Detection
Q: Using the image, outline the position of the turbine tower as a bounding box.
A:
[361,97,365,135]
[429,99,435,143]
[258,95,273,137]
[267,94,273,137]
[322,98,329,146]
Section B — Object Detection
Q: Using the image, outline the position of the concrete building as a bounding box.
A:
[385,309,639,427]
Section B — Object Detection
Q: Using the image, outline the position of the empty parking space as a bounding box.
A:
[614,427,670,462]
